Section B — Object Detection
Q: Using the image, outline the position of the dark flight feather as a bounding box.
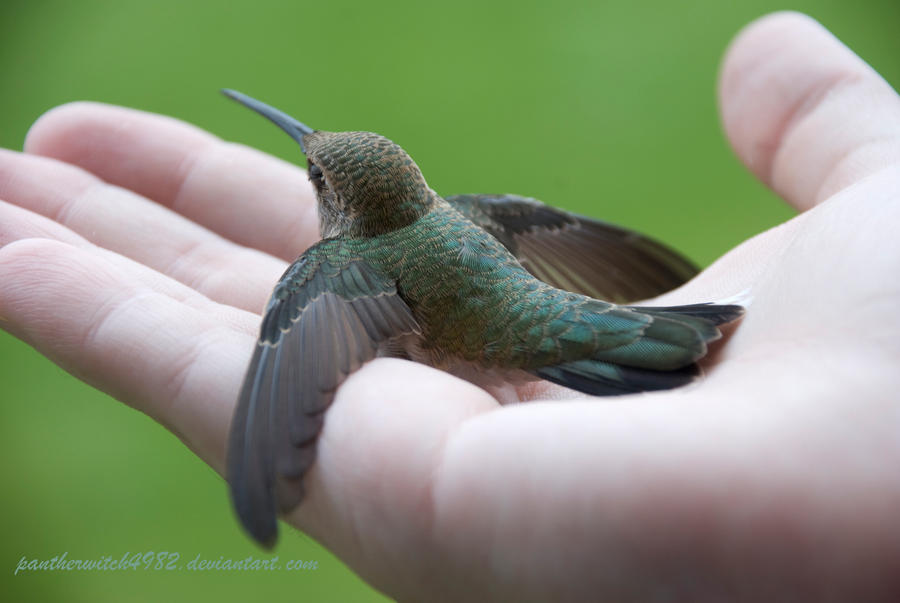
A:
[536,360,700,396]
[227,240,419,548]
[446,193,699,303]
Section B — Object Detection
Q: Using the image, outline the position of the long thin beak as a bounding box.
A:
[221,89,315,153]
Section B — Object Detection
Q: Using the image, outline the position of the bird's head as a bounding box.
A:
[223,89,433,238]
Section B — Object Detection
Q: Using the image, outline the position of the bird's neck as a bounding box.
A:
[321,189,438,238]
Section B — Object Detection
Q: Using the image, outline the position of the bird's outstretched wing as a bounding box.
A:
[227,239,419,548]
[446,193,699,303]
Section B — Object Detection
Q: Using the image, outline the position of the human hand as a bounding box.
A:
[2,11,899,601]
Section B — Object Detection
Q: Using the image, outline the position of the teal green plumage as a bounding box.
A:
[286,199,725,379]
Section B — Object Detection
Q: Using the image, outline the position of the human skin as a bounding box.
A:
[1,11,899,601]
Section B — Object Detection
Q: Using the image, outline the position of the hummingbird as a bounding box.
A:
[222,89,743,548]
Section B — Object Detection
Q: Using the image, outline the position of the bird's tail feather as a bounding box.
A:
[532,302,743,395]
[635,303,744,328]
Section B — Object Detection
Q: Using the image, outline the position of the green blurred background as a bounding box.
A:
[1,1,897,600]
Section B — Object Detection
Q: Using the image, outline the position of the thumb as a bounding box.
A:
[718,11,900,212]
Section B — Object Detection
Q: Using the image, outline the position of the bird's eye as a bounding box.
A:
[308,163,324,185]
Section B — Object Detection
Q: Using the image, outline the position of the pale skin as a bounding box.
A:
[2,11,899,601]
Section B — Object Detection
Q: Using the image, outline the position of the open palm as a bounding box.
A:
[2,13,898,600]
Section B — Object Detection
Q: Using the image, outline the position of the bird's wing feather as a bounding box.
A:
[446,193,699,303]
[227,239,419,548]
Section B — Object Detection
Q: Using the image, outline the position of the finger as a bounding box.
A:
[24,102,319,260]
[0,199,87,247]
[0,149,286,312]
[0,237,258,472]
[0,205,260,339]
[719,12,900,211]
